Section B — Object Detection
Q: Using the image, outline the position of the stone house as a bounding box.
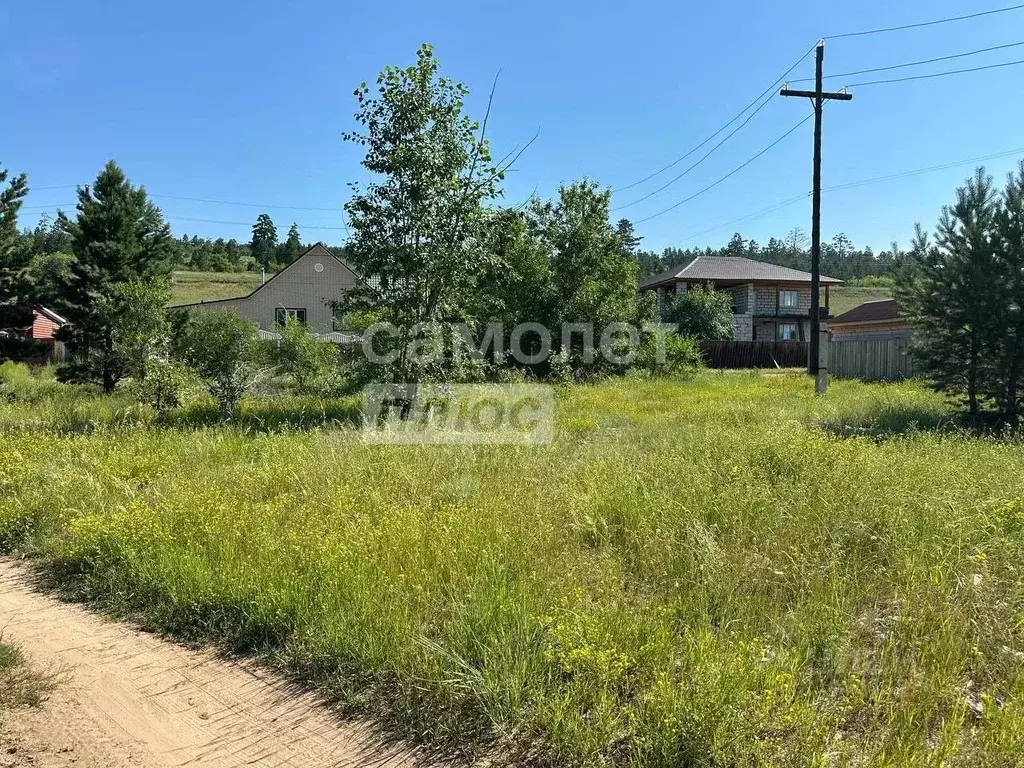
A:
[639,256,842,341]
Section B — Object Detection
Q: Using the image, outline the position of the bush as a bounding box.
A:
[275,319,340,394]
[637,330,702,377]
[0,362,65,403]
[127,358,199,414]
[172,310,272,418]
[664,285,734,340]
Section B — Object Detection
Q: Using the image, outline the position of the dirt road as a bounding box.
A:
[0,559,424,767]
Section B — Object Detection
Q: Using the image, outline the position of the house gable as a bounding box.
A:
[171,244,364,334]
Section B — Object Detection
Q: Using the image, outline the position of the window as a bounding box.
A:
[778,322,799,341]
[275,307,307,327]
[779,290,799,310]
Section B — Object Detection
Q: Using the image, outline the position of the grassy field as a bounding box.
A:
[169,270,263,305]
[830,285,893,317]
[1,370,1022,766]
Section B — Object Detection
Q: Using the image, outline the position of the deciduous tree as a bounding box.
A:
[342,43,503,384]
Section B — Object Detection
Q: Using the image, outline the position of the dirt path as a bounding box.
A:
[0,559,427,767]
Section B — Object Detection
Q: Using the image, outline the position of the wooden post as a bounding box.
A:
[781,40,852,383]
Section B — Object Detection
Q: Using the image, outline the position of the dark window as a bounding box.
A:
[778,322,799,341]
[275,308,307,326]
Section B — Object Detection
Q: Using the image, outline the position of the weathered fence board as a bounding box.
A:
[700,341,808,369]
[829,338,916,381]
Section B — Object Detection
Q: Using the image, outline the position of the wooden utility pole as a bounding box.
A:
[781,40,851,394]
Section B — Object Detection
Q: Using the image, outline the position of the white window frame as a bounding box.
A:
[777,322,799,341]
[275,307,307,326]
[779,289,799,310]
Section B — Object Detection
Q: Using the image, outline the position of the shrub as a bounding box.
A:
[128,358,199,414]
[664,285,734,340]
[637,330,702,377]
[275,318,339,394]
[172,310,272,418]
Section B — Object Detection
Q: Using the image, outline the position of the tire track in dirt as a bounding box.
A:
[0,559,432,767]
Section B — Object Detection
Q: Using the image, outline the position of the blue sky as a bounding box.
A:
[3,1,1023,254]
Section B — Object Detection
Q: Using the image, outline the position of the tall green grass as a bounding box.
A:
[1,371,1022,766]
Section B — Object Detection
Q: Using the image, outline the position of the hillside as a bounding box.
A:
[829,285,893,317]
[169,271,263,306]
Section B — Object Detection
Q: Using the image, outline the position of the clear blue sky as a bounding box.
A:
[3,0,1023,255]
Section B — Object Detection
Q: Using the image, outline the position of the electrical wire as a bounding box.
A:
[163,214,347,231]
[675,147,1024,243]
[611,42,818,194]
[788,40,1024,83]
[613,93,780,211]
[827,3,1024,39]
[822,148,1024,192]
[633,113,813,225]
[150,193,342,211]
[845,57,1024,87]
[21,187,345,212]
[679,194,810,243]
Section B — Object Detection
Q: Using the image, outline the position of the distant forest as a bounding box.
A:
[19,210,898,284]
[620,221,899,283]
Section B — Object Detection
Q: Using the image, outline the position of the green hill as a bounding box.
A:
[169,271,263,305]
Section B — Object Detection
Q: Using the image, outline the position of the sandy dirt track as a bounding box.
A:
[0,559,428,767]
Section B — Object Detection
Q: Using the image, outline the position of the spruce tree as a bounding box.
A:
[896,169,1000,417]
[250,213,277,270]
[59,161,172,391]
[0,163,29,301]
[280,222,302,265]
[991,162,1024,423]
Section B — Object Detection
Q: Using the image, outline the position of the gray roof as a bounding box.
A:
[639,256,842,290]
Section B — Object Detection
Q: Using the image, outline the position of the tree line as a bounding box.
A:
[619,221,901,283]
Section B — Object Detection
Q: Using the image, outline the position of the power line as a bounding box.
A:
[23,186,346,212]
[788,40,1024,83]
[822,147,1024,192]
[613,93,780,211]
[680,194,809,243]
[675,147,1024,244]
[827,3,1024,39]
[612,42,818,194]
[150,193,342,212]
[633,113,812,225]
[164,215,348,233]
[846,58,1024,88]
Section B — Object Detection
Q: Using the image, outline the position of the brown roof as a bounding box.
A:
[639,256,842,290]
[831,298,900,325]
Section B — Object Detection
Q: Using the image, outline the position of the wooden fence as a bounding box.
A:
[700,340,808,369]
[829,338,917,381]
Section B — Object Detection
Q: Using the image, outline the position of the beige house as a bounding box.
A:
[639,256,842,341]
[171,243,364,335]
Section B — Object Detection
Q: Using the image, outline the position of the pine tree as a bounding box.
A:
[279,223,303,265]
[0,162,29,301]
[58,161,172,391]
[615,218,642,258]
[896,169,1000,417]
[991,162,1024,423]
[250,213,277,270]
